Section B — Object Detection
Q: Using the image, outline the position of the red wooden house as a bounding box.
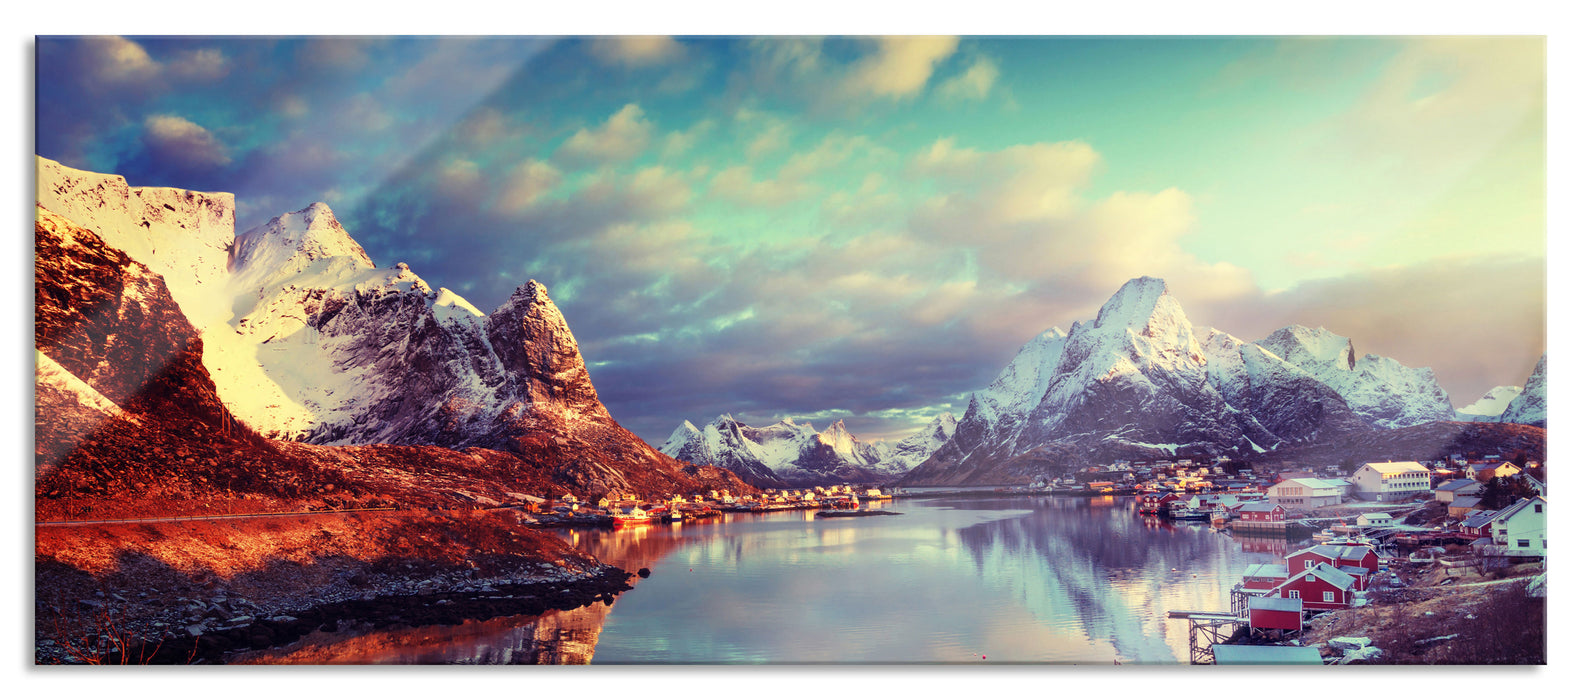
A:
[1238,502,1287,523]
[1266,563,1357,611]
[1457,509,1501,541]
[1248,595,1303,632]
[1139,492,1179,515]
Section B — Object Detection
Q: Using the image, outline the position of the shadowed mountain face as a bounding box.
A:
[35,157,752,508]
[899,277,1474,486]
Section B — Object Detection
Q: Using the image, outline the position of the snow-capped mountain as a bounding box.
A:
[1455,385,1524,422]
[1255,326,1456,429]
[871,413,957,474]
[901,277,1428,486]
[659,414,949,487]
[35,156,745,498]
[1499,354,1547,427]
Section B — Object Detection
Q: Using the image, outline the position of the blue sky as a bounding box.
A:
[34,35,1546,444]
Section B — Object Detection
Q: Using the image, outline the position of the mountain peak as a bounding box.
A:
[1094,277,1170,330]
[1261,325,1356,372]
[233,201,374,280]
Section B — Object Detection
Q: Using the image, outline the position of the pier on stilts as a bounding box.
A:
[1167,610,1245,665]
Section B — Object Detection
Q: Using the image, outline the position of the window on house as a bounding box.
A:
[1324,591,1334,602]
[1535,504,1542,513]
[1517,539,1530,548]
[1288,591,1300,599]
[1306,575,1315,582]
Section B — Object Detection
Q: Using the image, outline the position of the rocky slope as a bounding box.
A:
[1499,354,1547,428]
[1256,325,1456,429]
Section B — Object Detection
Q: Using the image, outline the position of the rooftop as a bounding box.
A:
[1211,645,1323,665]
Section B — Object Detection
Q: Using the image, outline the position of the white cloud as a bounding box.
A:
[936,55,999,102]
[556,103,654,167]
[495,159,563,215]
[141,114,230,170]
[841,36,959,100]
[82,36,160,87]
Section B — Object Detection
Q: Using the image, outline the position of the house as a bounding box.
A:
[1349,462,1432,502]
[1435,479,1481,503]
[1140,492,1179,515]
[1457,509,1502,541]
[1285,543,1379,583]
[1473,462,1522,483]
[1448,495,1484,518]
[1270,478,1346,511]
[1248,596,1304,633]
[1356,513,1393,528]
[1490,497,1547,557]
[1265,562,1358,611]
[1237,502,1287,523]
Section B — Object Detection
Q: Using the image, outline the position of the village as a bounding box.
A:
[1087,454,1548,664]
[507,484,896,528]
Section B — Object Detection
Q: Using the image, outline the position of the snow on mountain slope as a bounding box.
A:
[36,156,235,329]
[1455,385,1523,421]
[901,277,1380,486]
[1499,354,1546,427]
[871,413,956,474]
[1257,326,1455,429]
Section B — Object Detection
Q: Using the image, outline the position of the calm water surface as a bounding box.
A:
[239,495,1306,664]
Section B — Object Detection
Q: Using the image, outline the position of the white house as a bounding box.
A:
[1357,513,1393,527]
[1270,478,1346,510]
[1491,496,1547,557]
[1349,462,1432,502]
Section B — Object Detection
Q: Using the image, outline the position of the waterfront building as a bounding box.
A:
[1270,478,1346,511]
[1435,479,1481,503]
[1348,462,1432,502]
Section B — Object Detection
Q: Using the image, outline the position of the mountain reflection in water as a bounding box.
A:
[231,497,1303,664]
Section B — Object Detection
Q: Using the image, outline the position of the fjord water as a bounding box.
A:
[236,495,1297,664]
[574,496,1287,664]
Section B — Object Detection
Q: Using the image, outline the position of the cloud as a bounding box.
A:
[494,158,563,215]
[936,55,999,102]
[141,114,231,170]
[79,35,161,89]
[913,138,1100,231]
[841,36,959,100]
[167,48,230,82]
[587,36,686,67]
[660,119,716,159]
[709,166,816,208]
[555,103,654,167]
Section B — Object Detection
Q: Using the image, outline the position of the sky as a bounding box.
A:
[33,35,1547,445]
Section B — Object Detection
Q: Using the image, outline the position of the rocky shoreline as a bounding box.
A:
[37,563,634,665]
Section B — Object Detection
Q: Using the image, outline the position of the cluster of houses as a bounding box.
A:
[1128,456,1548,563]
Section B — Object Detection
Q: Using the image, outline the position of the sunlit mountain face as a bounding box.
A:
[34,36,1544,447]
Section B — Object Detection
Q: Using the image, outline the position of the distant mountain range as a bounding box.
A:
[658,414,956,488]
[897,277,1546,486]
